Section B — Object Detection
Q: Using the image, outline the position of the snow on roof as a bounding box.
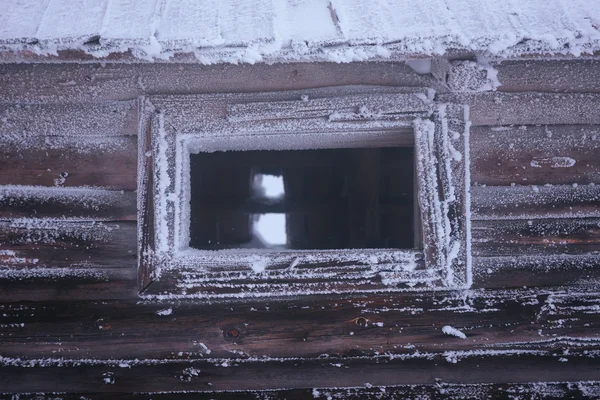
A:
[1,0,599,63]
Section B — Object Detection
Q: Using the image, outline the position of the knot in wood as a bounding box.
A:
[227,328,240,338]
[222,324,246,341]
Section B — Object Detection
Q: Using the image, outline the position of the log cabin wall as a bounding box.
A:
[0,59,599,398]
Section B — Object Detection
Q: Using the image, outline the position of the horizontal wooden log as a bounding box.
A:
[152,86,430,138]
[437,93,600,126]
[3,382,599,400]
[472,254,600,289]
[0,135,137,189]
[0,267,137,302]
[0,288,598,360]
[0,353,599,393]
[0,221,137,269]
[470,125,600,185]
[227,92,430,123]
[0,186,136,221]
[496,59,600,93]
[471,184,600,220]
[0,101,138,136]
[150,266,436,298]
[472,218,600,257]
[0,62,446,103]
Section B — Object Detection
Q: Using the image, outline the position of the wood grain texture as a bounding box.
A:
[0,354,599,393]
[0,62,446,103]
[0,135,138,189]
[496,59,600,93]
[437,93,600,126]
[0,187,136,221]
[470,125,600,186]
[0,288,598,391]
[472,254,600,289]
[0,288,597,358]
[2,382,598,400]
[472,218,600,257]
[0,221,137,269]
[0,101,138,136]
[150,86,429,139]
[0,267,137,301]
[471,184,600,220]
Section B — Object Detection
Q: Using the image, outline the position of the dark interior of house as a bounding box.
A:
[189,147,415,250]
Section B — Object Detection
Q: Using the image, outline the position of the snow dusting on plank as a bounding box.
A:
[442,325,467,339]
[0,0,599,62]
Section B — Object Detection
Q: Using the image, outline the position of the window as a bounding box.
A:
[138,87,471,297]
[188,147,416,251]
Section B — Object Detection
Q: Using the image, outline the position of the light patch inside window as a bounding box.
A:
[254,174,285,199]
[254,213,287,246]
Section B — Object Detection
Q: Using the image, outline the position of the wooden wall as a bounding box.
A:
[0,59,599,398]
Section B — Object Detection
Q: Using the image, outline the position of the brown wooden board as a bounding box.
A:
[0,135,138,189]
[0,101,138,136]
[0,62,447,103]
[0,288,598,360]
[437,93,600,126]
[495,59,600,93]
[0,187,136,221]
[470,125,600,186]
[0,354,599,393]
[471,184,600,220]
[0,267,137,302]
[472,255,600,289]
[0,221,137,269]
[472,218,600,257]
[2,382,598,400]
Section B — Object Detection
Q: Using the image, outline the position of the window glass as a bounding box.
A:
[189,147,415,250]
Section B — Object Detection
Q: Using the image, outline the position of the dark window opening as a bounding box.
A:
[189,147,415,250]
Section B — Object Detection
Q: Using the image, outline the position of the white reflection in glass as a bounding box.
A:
[253,173,285,199]
[252,174,286,246]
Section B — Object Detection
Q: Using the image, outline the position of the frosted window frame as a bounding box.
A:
[137,88,471,297]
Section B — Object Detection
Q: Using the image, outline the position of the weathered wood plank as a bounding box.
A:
[473,255,600,289]
[0,135,138,189]
[496,59,600,93]
[437,93,600,126]
[0,288,598,359]
[0,62,446,103]
[149,264,435,299]
[471,184,600,220]
[0,187,136,221]
[472,218,600,257]
[151,86,430,138]
[0,101,138,136]
[0,286,598,390]
[0,267,137,302]
[0,348,598,392]
[470,125,600,185]
[0,221,137,269]
[227,91,430,123]
[3,382,598,400]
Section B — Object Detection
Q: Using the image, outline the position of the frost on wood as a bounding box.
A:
[414,104,471,288]
[140,87,472,297]
[442,325,467,339]
[447,61,501,92]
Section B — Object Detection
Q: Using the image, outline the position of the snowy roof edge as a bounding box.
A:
[1,36,600,64]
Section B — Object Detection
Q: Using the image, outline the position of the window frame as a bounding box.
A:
[138,86,471,296]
